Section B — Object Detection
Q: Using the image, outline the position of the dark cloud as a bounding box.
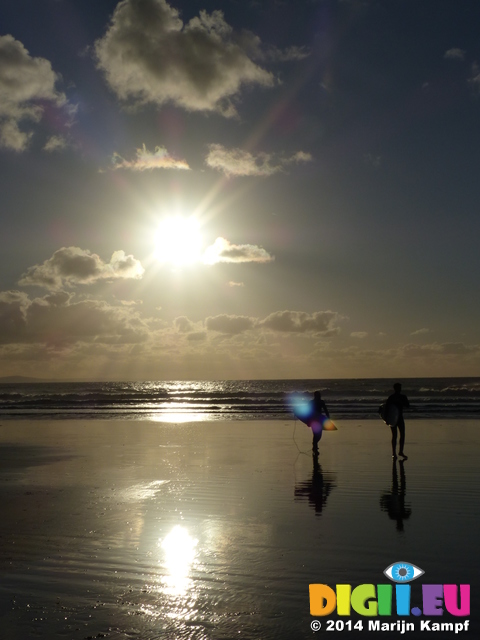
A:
[18,247,144,290]
[468,63,480,92]
[205,314,256,334]
[0,291,148,346]
[174,316,196,333]
[260,310,344,335]
[401,342,479,357]
[0,291,29,340]
[95,0,275,117]
[186,331,206,341]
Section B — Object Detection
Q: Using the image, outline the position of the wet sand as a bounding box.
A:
[0,418,478,639]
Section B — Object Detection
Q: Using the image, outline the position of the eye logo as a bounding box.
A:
[384,561,424,583]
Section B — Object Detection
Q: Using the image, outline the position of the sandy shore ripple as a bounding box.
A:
[0,419,478,639]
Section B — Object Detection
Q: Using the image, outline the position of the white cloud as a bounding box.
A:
[351,331,368,339]
[43,135,68,152]
[444,48,466,61]
[203,237,274,264]
[0,34,66,151]
[205,144,313,176]
[0,118,32,151]
[18,247,145,290]
[410,328,429,336]
[95,0,275,117]
[228,281,244,287]
[110,144,190,171]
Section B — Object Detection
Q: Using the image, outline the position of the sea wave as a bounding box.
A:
[0,378,479,421]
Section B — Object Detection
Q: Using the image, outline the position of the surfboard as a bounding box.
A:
[287,393,338,431]
[379,403,399,427]
[296,412,338,431]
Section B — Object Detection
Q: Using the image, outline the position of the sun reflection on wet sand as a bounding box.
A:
[150,411,210,423]
[160,525,199,596]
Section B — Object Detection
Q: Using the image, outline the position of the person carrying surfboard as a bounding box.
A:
[385,382,410,460]
[311,391,330,455]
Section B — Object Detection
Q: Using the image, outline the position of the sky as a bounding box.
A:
[1,0,480,381]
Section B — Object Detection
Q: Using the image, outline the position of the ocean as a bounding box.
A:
[0,377,479,421]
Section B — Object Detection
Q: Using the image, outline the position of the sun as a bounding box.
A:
[154,216,203,266]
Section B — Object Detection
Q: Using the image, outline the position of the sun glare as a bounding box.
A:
[154,216,202,266]
[160,525,198,595]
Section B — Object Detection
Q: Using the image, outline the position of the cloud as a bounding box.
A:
[437,342,478,355]
[3,291,478,378]
[205,144,313,176]
[444,48,466,61]
[265,45,310,62]
[260,310,344,335]
[205,314,256,334]
[468,63,480,92]
[410,328,429,336]
[172,309,344,337]
[186,331,206,341]
[0,34,66,151]
[174,316,196,333]
[110,144,190,171]
[400,342,479,357]
[43,135,68,152]
[351,331,368,339]
[95,0,275,117]
[203,237,274,264]
[236,30,310,62]
[363,153,381,168]
[0,290,148,346]
[18,247,145,290]
[228,281,244,287]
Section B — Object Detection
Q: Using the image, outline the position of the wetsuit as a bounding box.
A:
[311,398,330,451]
[386,392,410,456]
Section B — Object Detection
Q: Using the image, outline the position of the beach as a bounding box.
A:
[0,418,478,639]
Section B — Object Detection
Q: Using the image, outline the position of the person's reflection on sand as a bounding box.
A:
[380,460,412,532]
[294,454,336,516]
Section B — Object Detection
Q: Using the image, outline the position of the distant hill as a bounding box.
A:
[0,375,55,383]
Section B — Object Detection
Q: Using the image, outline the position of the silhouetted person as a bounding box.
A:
[385,382,410,459]
[380,460,412,532]
[294,457,335,516]
[311,390,330,454]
